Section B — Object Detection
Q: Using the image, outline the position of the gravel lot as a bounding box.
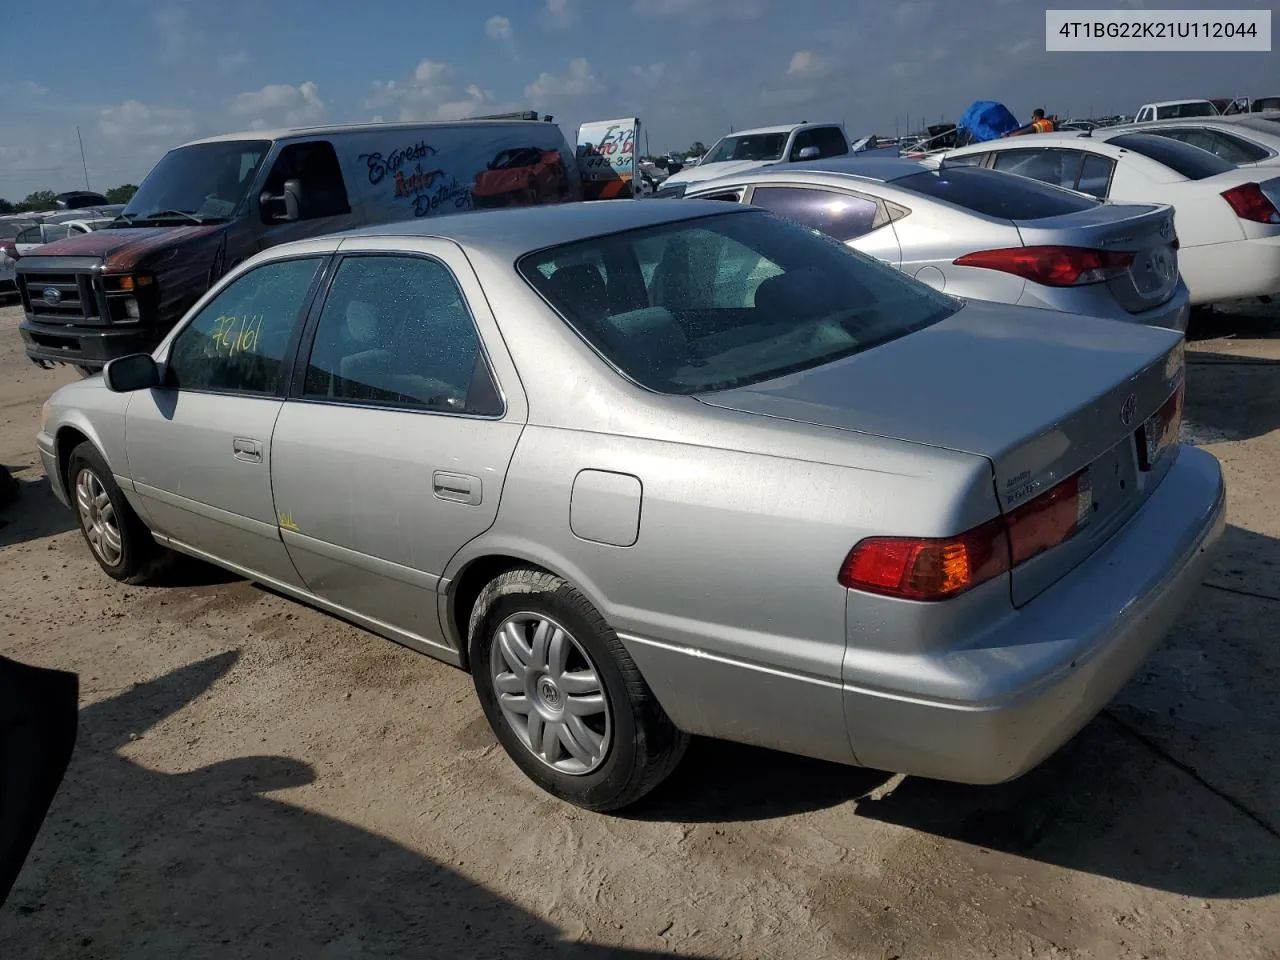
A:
[1,298,1278,959]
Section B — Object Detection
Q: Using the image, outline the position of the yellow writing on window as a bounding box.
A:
[210,314,265,356]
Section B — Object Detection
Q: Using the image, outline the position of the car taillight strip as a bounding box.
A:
[839,467,1094,602]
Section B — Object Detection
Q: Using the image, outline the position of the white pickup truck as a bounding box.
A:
[1134,100,1220,122]
[655,122,850,196]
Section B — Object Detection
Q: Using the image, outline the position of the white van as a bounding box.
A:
[17,118,582,372]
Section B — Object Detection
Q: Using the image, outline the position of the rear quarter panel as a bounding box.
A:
[449,407,997,762]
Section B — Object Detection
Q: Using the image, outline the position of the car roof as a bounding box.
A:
[693,156,931,186]
[315,199,755,260]
[946,131,1123,155]
[1144,99,1216,108]
[182,119,563,147]
[714,122,840,138]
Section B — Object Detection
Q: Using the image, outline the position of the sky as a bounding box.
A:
[0,0,1276,202]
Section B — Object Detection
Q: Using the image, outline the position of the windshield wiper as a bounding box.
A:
[142,209,204,224]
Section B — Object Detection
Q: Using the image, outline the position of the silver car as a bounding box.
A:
[38,201,1225,811]
[684,157,1190,332]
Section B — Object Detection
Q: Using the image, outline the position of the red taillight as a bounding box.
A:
[953,246,1135,286]
[1139,380,1185,470]
[1005,468,1093,567]
[1220,183,1280,224]
[839,468,1093,601]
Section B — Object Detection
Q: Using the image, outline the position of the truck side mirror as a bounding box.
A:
[797,145,821,161]
[258,179,304,222]
[103,353,161,393]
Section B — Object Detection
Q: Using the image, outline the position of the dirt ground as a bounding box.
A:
[0,298,1277,960]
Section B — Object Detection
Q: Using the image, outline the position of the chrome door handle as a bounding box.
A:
[432,471,481,505]
[233,437,263,463]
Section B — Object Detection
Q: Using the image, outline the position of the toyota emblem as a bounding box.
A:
[42,287,61,305]
[1120,393,1138,427]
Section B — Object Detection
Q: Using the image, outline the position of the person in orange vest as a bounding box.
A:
[1003,108,1058,137]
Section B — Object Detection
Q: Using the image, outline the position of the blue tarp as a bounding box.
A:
[956,101,1020,144]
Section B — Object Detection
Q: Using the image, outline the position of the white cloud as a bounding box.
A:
[787,50,822,77]
[230,82,326,128]
[217,51,250,75]
[629,62,666,85]
[366,60,517,122]
[415,59,452,85]
[98,100,197,143]
[485,15,512,40]
[543,0,577,29]
[524,57,596,105]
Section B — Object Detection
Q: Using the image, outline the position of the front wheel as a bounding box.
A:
[469,568,688,811]
[67,441,166,583]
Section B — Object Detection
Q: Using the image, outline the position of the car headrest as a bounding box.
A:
[543,264,608,324]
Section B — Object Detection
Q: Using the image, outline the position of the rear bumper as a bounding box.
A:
[1180,235,1280,305]
[1018,278,1191,332]
[20,318,158,370]
[842,443,1226,784]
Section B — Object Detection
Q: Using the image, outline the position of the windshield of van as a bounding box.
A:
[121,140,271,225]
[518,210,959,395]
[702,133,788,165]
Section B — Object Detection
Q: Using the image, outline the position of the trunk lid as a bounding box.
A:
[696,299,1185,606]
[1012,201,1180,314]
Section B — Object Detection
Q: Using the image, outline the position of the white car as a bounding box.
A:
[1098,116,1280,169]
[939,131,1280,306]
[1134,100,1220,123]
[13,217,115,256]
[656,122,850,196]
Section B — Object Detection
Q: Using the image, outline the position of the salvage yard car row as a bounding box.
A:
[14,107,1278,809]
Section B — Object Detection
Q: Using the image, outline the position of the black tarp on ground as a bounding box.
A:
[0,656,78,907]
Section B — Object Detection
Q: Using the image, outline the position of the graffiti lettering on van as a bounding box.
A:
[359,141,438,186]
[411,179,473,217]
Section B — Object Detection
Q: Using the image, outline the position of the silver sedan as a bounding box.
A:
[683,157,1191,332]
[38,200,1224,810]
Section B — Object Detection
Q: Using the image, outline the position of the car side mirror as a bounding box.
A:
[796,145,821,161]
[103,353,160,393]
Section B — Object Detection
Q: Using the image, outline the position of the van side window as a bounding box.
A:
[260,140,351,223]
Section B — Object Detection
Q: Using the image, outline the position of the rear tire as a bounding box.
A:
[67,441,166,584]
[469,567,688,811]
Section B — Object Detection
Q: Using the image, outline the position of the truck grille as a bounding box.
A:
[20,270,101,321]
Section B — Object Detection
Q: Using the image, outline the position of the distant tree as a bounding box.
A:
[688,141,707,155]
[0,198,13,214]
[18,190,58,212]
[104,184,138,204]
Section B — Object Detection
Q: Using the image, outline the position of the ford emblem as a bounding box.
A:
[1120,393,1138,427]
[42,286,61,305]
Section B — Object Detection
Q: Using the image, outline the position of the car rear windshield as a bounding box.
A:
[1108,133,1235,179]
[894,166,1099,219]
[518,210,959,395]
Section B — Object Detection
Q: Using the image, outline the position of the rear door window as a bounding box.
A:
[748,186,880,241]
[894,166,1099,219]
[1106,133,1235,179]
[301,256,501,415]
